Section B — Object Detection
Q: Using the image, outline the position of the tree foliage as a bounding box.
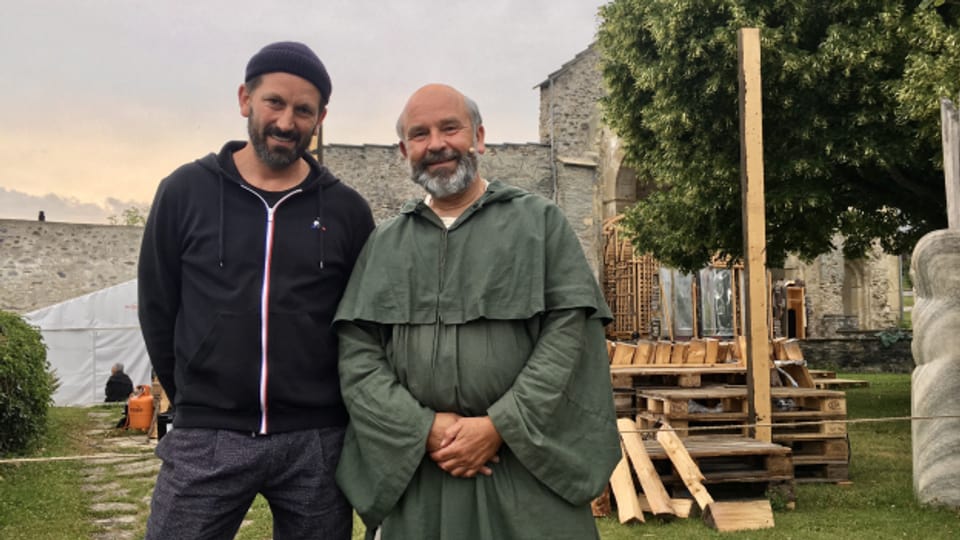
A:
[107,206,148,227]
[0,311,56,456]
[597,0,960,273]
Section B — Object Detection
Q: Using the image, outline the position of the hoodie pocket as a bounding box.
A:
[268,311,338,409]
[180,312,261,410]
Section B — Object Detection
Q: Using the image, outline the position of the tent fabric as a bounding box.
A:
[24,279,152,406]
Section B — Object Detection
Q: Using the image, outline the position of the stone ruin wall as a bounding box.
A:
[538,45,605,160]
[0,219,142,313]
[2,142,583,313]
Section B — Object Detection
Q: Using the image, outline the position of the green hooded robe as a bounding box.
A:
[335,181,620,540]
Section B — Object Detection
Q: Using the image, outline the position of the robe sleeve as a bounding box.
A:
[487,308,620,505]
[335,320,435,527]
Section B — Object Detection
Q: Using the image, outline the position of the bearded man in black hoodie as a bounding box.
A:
[138,41,374,540]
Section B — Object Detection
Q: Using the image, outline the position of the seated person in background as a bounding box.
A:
[105,362,134,402]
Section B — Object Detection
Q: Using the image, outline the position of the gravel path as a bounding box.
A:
[82,411,158,540]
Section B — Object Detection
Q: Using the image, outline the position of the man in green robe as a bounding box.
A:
[335,83,620,540]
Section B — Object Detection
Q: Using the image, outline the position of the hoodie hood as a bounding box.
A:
[195,140,341,269]
[196,140,341,191]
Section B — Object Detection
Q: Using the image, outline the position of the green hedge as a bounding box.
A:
[0,310,56,455]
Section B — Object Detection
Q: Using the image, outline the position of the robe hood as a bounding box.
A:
[335,180,612,326]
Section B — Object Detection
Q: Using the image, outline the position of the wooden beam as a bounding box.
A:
[941,97,960,229]
[618,418,675,516]
[609,446,645,523]
[656,426,714,510]
[737,28,772,442]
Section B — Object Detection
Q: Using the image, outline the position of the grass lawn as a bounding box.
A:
[2,374,958,539]
[0,407,96,539]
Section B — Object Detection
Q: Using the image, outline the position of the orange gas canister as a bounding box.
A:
[127,385,154,431]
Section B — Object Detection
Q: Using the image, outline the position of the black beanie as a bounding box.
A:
[245,41,332,103]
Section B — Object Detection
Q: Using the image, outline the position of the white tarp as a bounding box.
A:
[24,279,152,406]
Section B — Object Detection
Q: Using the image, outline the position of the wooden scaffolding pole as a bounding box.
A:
[737,28,772,442]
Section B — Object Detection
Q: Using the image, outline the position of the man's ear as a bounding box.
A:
[314,108,328,134]
[399,140,408,159]
[238,84,252,118]
[475,125,486,155]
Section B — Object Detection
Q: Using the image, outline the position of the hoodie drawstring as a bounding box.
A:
[315,185,326,269]
[218,174,225,268]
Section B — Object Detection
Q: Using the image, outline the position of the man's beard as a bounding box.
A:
[410,148,478,198]
[248,115,312,170]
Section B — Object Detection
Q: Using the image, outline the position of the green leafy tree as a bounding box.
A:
[598,0,960,273]
[0,311,56,455]
[107,205,148,226]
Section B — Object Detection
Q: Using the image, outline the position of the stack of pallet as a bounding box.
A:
[608,337,744,368]
[608,337,852,484]
[601,218,660,341]
[604,418,779,531]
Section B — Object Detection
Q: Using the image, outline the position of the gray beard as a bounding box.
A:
[410,151,478,199]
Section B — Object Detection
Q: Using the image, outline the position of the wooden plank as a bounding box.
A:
[610,365,746,377]
[782,339,804,361]
[732,335,747,364]
[813,377,869,389]
[617,418,675,516]
[634,340,655,365]
[657,427,776,532]
[704,500,775,532]
[686,339,707,364]
[718,341,732,362]
[609,448,645,523]
[656,425,714,510]
[611,342,637,366]
[654,341,673,364]
[670,342,689,364]
[704,338,719,364]
[772,337,788,360]
[637,494,695,519]
[777,362,815,388]
[738,27,772,443]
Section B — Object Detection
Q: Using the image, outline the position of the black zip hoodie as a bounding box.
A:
[138,141,374,434]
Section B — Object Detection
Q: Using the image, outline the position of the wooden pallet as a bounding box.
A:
[642,435,796,504]
[611,365,747,388]
[812,377,870,389]
[808,369,870,390]
[772,433,850,462]
[793,461,850,483]
[635,386,847,438]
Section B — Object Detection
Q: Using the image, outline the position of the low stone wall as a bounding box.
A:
[1,219,142,313]
[798,330,913,373]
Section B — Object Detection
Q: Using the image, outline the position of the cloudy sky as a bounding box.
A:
[0,0,604,223]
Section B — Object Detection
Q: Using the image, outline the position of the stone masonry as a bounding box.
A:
[0,219,141,313]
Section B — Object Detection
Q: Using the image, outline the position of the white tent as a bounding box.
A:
[24,279,152,406]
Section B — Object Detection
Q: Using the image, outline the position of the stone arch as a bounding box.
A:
[842,259,867,329]
[612,165,639,212]
[598,132,650,219]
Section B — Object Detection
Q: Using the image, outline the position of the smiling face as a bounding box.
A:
[398,84,485,198]
[239,72,326,170]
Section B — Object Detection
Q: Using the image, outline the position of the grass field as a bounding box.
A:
[2,373,958,539]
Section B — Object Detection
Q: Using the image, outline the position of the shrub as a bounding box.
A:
[876,328,912,348]
[0,310,55,455]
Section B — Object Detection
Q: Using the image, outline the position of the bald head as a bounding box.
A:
[396,84,483,140]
